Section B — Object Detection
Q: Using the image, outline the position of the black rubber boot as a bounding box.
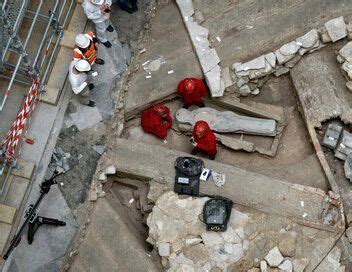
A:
[95,58,105,65]
[102,41,112,48]
[106,25,114,32]
[88,83,95,90]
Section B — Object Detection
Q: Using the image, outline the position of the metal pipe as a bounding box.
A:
[0,0,44,111]
[26,9,50,20]
[3,0,29,60]
[31,0,60,70]
[38,0,69,71]
[42,0,75,83]
[0,165,12,196]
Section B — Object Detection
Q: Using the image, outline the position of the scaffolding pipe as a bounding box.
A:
[42,0,74,83]
[0,0,44,111]
[31,0,60,70]
[38,0,69,72]
[2,0,29,61]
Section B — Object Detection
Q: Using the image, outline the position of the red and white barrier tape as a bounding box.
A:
[1,81,40,163]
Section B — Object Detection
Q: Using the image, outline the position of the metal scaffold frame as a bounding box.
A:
[0,0,75,200]
[1,0,75,111]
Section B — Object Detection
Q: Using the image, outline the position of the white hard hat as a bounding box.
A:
[91,0,104,5]
[75,60,91,72]
[75,34,90,48]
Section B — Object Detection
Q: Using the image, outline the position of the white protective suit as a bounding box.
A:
[68,61,88,95]
[82,0,112,43]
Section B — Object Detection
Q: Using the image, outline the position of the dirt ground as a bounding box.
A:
[124,74,328,191]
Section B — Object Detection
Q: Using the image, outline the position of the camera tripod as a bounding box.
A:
[3,172,66,260]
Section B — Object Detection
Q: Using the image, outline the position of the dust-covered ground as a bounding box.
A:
[50,0,151,214]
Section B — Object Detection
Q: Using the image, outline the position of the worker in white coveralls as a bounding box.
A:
[82,0,114,48]
[68,59,97,107]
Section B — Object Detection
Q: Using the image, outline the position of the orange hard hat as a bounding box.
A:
[153,104,169,117]
[194,121,209,138]
[185,79,196,92]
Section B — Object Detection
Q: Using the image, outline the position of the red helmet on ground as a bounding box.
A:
[193,121,210,139]
[153,104,169,117]
[185,79,196,92]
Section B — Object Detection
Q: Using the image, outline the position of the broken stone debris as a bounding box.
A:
[147,191,249,271]
[231,17,348,97]
[264,246,284,267]
[49,147,70,174]
[92,145,106,155]
[278,259,293,272]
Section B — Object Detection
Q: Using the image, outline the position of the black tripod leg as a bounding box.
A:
[27,216,66,244]
[39,216,66,226]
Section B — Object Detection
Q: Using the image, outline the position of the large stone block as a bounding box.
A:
[322,123,342,150]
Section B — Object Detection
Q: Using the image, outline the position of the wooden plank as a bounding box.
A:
[0,204,16,224]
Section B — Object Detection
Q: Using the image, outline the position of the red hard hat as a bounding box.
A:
[185,79,196,92]
[153,104,169,117]
[194,121,209,138]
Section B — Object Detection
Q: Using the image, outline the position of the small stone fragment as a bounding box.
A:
[98,172,107,181]
[278,237,296,257]
[345,227,352,243]
[345,154,352,182]
[260,260,268,272]
[265,52,277,68]
[194,10,205,24]
[237,77,248,88]
[88,190,98,201]
[274,67,290,77]
[337,55,345,64]
[324,16,347,42]
[104,165,116,175]
[292,258,309,272]
[278,259,293,272]
[264,246,284,267]
[318,26,332,43]
[339,42,352,62]
[251,88,260,95]
[158,242,170,257]
[239,84,251,96]
[347,21,352,39]
[279,41,301,56]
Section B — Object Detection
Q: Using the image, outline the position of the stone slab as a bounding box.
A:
[69,198,159,272]
[211,96,283,122]
[109,138,329,225]
[11,159,35,180]
[291,50,352,128]
[0,222,12,255]
[0,204,16,225]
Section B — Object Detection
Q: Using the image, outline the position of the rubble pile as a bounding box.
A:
[147,191,330,271]
[232,16,351,97]
[147,191,249,271]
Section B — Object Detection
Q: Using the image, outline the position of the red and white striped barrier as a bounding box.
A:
[1,81,40,163]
